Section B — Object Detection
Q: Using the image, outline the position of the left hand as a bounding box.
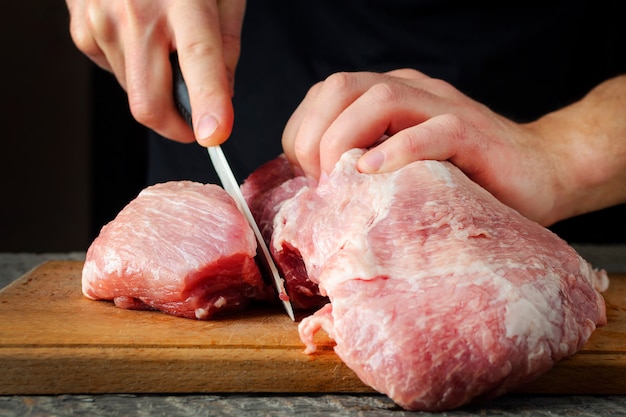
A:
[282,69,563,225]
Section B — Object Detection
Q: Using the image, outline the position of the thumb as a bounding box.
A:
[357,114,465,173]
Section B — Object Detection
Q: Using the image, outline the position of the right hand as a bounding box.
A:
[65,0,246,146]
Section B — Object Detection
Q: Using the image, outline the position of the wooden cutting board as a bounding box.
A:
[0,261,625,396]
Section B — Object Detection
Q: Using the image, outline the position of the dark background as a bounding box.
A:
[1,2,624,252]
[0,1,147,251]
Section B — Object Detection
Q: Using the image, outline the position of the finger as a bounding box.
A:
[125,46,196,143]
[318,81,438,176]
[385,68,457,98]
[357,114,469,173]
[171,1,236,146]
[68,0,113,73]
[93,34,128,91]
[122,7,195,143]
[217,0,246,95]
[287,72,388,179]
[282,82,323,177]
[385,68,429,80]
[80,0,133,91]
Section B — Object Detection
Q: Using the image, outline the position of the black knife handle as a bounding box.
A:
[170,52,193,128]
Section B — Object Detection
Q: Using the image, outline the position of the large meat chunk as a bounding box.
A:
[271,149,608,411]
[82,181,272,319]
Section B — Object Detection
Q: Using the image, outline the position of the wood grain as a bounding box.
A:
[0,261,624,395]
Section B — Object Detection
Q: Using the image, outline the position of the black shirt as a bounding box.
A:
[147,0,626,243]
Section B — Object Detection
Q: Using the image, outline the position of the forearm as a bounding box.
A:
[527,74,626,223]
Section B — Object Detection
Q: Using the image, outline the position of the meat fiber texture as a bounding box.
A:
[271,149,608,411]
[82,181,272,320]
[241,155,329,311]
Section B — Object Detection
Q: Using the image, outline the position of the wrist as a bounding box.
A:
[528,76,626,224]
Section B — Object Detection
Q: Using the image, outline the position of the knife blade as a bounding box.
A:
[170,53,295,321]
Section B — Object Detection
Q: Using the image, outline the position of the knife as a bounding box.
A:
[170,53,295,321]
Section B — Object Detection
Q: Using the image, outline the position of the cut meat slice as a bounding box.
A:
[82,181,272,319]
[270,149,608,411]
[241,155,328,311]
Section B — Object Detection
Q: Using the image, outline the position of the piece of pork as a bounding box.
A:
[241,155,328,311]
[82,181,273,319]
[270,149,607,411]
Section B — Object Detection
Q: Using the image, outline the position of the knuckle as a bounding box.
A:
[439,113,467,141]
[128,93,162,128]
[69,23,97,55]
[388,68,422,79]
[306,81,324,98]
[122,0,161,29]
[368,82,402,105]
[85,2,116,41]
[423,77,455,95]
[402,130,426,156]
[401,114,466,156]
[322,72,355,92]
[180,40,222,61]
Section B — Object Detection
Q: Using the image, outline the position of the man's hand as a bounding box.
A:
[66,0,246,145]
[282,70,626,226]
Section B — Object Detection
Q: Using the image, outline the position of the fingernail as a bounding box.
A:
[196,115,219,141]
[360,150,384,172]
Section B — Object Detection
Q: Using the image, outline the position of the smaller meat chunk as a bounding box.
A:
[241,155,328,311]
[82,181,272,319]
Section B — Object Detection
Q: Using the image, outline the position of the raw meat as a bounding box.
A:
[270,149,608,411]
[241,155,328,311]
[82,181,273,319]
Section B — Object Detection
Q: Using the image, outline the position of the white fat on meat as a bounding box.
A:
[271,149,607,411]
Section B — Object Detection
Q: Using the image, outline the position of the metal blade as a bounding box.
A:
[207,146,295,320]
[170,53,295,320]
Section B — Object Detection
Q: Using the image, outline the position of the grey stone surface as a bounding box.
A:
[1,250,625,416]
[0,252,85,289]
[1,394,626,417]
